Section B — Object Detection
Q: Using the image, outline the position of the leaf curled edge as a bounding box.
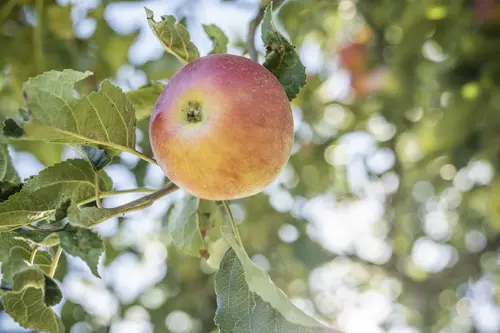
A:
[261,2,306,101]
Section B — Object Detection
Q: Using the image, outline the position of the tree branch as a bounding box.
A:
[87,182,179,227]
[18,188,167,231]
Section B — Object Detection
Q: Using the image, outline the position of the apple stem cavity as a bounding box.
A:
[184,101,203,123]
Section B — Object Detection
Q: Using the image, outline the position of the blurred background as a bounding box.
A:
[2,0,500,332]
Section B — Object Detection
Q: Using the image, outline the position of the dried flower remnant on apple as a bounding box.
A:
[183,101,204,123]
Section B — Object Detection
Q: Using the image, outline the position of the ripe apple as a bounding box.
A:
[149,54,294,200]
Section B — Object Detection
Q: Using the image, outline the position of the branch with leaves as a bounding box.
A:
[0,2,339,333]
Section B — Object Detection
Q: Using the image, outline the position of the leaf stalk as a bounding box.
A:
[223,200,244,248]
[49,246,63,278]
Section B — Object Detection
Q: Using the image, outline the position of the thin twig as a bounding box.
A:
[87,182,179,227]
[222,200,244,248]
[94,172,103,208]
[101,188,157,196]
[123,147,159,166]
[22,188,160,231]
[49,246,63,278]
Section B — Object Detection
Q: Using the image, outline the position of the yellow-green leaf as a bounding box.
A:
[126,82,164,121]
[0,143,19,184]
[168,194,223,258]
[203,24,229,54]
[6,70,137,153]
[0,159,112,229]
[145,8,200,64]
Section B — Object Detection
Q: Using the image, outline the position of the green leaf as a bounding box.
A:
[0,158,112,229]
[203,24,229,54]
[33,251,53,276]
[44,275,63,307]
[3,119,24,138]
[261,3,306,101]
[59,224,104,277]
[81,146,113,171]
[0,144,19,185]
[198,200,224,237]
[3,267,65,333]
[168,194,223,258]
[10,141,64,166]
[217,217,336,331]
[0,183,23,203]
[199,199,225,261]
[6,70,137,152]
[0,233,32,283]
[215,249,338,333]
[206,236,230,269]
[138,54,182,82]
[0,233,53,283]
[52,198,72,222]
[145,8,200,64]
[168,194,204,257]
[11,229,61,247]
[126,82,164,121]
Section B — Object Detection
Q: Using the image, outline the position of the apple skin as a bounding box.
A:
[149,54,294,200]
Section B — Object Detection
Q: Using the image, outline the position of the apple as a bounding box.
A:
[149,54,294,200]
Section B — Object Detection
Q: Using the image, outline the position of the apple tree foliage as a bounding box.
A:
[0,0,336,332]
[1,0,500,333]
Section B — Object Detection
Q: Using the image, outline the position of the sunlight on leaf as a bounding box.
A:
[0,233,33,284]
[0,144,19,185]
[0,159,112,229]
[11,230,61,247]
[215,249,339,333]
[218,217,338,331]
[0,233,53,284]
[3,267,64,333]
[145,7,200,64]
[5,70,137,153]
[168,194,224,259]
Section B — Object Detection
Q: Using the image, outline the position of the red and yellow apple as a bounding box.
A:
[149,54,294,200]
